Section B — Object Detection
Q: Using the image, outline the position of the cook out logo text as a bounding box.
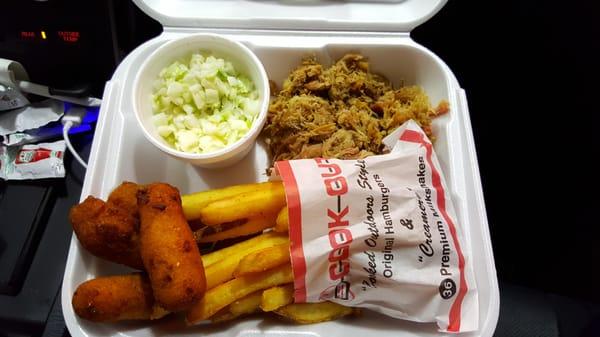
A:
[316,158,354,301]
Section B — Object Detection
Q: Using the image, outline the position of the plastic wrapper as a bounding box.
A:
[2,122,93,146]
[0,99,64,136]
[274,120,478,332]
[0,140,66,180]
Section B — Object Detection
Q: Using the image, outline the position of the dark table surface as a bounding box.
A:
[0,132,91,337]
[1,1,599,336]
[416,0,600,302]
[412,1,600,335]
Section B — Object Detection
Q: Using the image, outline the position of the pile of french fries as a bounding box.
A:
[181,181,357,325]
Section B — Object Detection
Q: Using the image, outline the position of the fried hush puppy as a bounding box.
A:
[72,273,168,322]
[106,181,141,217]
[69,182,144,269]
[137,183,206,312]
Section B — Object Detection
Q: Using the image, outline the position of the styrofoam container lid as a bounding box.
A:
[132,0,447,32]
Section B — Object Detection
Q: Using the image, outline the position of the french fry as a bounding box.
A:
[201,232,288,268]
[205,258,243,291]
[186,264,293,324]
[274,207,289,233]
[197,214,277,243]
[229,291,263,316]
[210,291,263,323]
[274,302,354,324]
[182,182,279,221]
[260,284,294,312]
[205,234,289,289]
[233,243,290,277]
[199,182,286,226]
[209,308,240,323]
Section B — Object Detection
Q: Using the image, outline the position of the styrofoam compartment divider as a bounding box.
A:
[62,31,499,337]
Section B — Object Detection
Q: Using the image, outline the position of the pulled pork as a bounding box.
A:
[264,54,449,162]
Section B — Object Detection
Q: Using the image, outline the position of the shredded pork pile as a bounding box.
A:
[263,54,449,161]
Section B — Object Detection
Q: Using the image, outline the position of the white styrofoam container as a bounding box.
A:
[61,1,499,336]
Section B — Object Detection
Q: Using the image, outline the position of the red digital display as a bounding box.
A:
[20,31,36,39]
[18,30,81,43]
[58,31,80,43]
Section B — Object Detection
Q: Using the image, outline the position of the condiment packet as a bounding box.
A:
[0,140,66,180]
[273,120,478,333]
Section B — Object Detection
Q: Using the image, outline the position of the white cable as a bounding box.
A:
[62,120,88,169]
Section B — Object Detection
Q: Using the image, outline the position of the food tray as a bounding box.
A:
[61,2,499,335]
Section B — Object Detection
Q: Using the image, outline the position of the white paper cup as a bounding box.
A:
[132,33,269,168]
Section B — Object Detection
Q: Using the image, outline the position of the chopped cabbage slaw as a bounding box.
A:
[151,54,260,154]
